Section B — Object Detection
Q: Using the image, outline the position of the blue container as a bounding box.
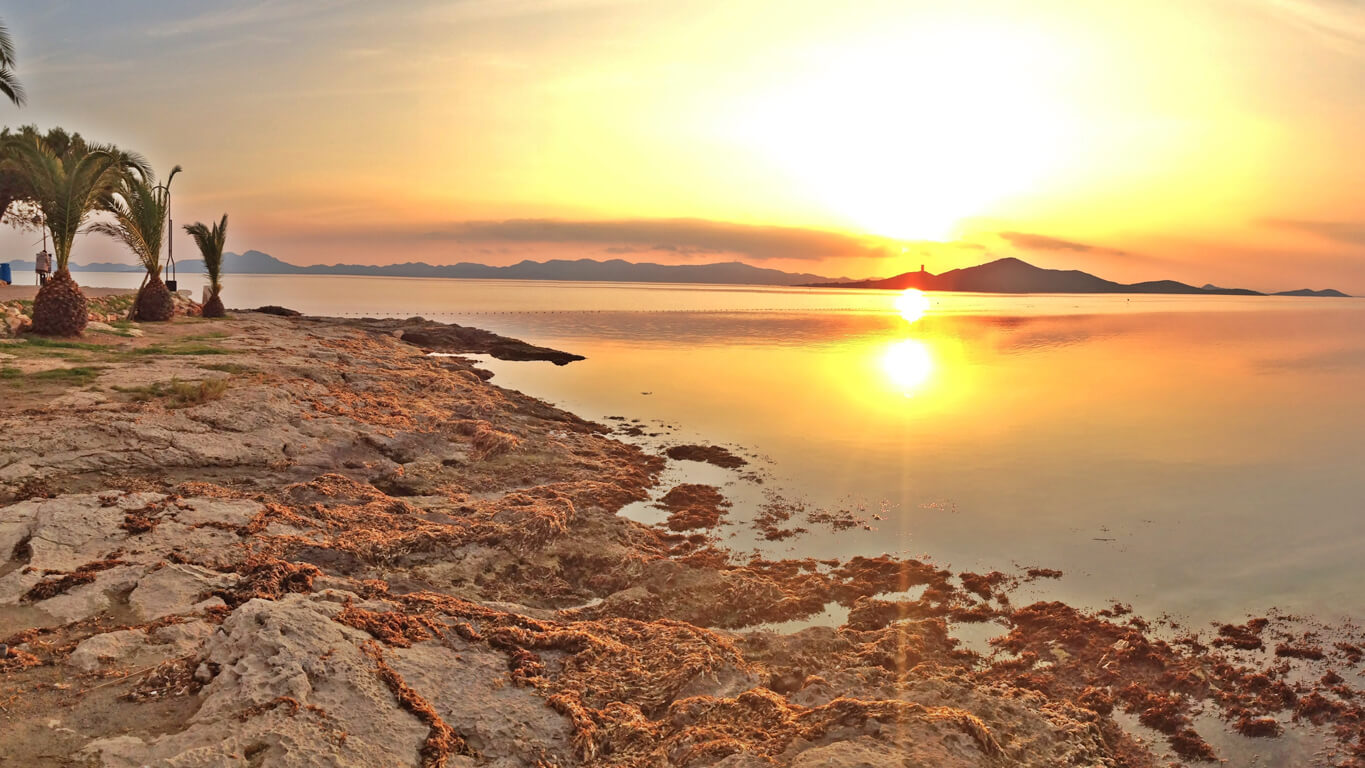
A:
[0,263,11,285]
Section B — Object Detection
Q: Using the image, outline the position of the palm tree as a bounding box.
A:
[2,132,149,335]
[0,20,26,107]
[184,215,228,318]
[89,165,182,321]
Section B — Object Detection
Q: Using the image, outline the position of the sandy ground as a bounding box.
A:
[0,303,1362,767]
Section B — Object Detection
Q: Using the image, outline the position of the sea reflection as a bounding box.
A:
[880,338,935,395]
[474,298,1365,624]
[881,289,936,395]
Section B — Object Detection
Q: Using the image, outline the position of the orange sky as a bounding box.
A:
[1,0,1364,292]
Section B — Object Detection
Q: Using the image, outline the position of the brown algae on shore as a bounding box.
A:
[654,483,731,531]
[1,310,1364,767]
[664,444,749,469]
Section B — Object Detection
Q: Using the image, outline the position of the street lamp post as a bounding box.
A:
[154,166,183,291]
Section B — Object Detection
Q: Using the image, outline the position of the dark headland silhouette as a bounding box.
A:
[810,257,1350,297]
[7,251,1348,295]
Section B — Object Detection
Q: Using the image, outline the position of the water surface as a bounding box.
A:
[84,272,1365,624]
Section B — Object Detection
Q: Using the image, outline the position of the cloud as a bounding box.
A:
[417,218,894,261]
[603,243,725,256]
[1260,217,1365,244]
[997,231,1135,258]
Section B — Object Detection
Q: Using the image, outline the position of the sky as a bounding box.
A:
[1,0,1364,291]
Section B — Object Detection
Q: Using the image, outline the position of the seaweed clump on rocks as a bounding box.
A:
[654,484,730,531]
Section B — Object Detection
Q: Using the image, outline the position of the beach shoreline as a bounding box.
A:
[1,303,1362,767]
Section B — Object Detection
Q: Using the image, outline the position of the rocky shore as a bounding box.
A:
[2,306,1363,767]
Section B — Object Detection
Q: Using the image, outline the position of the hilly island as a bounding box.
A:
[811,256,1351,297]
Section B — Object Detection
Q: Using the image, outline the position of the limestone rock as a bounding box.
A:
[69,629,179,673]
[82,594,430,768]
[150,619,218,653]
[6,494,139,573]
[172,498,262,528]
[35,566,142,624]
[388,641,576,765]
[128,564,238,621]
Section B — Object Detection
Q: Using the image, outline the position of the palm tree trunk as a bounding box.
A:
[31,269,87,336]
[134,273,175,322]
[127,272,149,321]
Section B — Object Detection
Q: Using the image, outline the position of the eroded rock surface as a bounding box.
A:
[3,312,1360,768]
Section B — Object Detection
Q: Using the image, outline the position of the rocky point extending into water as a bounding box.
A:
[1,301,1363,767]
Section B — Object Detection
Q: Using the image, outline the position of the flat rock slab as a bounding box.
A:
[128,564,236,622]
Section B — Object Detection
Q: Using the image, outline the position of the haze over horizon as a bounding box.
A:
[2,1,1365,293]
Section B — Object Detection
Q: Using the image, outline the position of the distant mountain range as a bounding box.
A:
[813,257,1351,297]
[4,251,1349,296]
[5,251,843,286]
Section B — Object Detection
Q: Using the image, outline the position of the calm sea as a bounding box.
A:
[81,272,1365,625]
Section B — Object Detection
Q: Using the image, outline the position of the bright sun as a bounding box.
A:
[734,19,1072,241]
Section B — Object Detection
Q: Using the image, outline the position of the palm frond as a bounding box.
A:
[0,21,16,68]
[92,167,173,275]
[0,22,21,107]
[0,66,24,107]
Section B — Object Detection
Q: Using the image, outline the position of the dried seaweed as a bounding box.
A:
[21,558,127,603]
[361,641,473,767]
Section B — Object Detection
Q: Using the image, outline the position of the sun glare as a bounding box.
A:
[733,18,1073,241]
[881,339,935,395]
[895,288,931,323]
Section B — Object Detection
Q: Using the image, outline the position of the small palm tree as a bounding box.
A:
[2,133,149,335]
[184,215,228,317]
[90,165,182,321]
[0,20,26,107]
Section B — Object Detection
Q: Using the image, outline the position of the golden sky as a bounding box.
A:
[3,0,1364,291]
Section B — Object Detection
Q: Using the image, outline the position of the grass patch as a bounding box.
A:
[87,325,139,338]
[3,336,113,363]
[129,342,230,356]
[19,336,109,351]
[114,377,229,407]
[198,362,253,374]
[1,366,104,385]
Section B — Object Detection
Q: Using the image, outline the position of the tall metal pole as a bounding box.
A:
[157,166,182,288]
